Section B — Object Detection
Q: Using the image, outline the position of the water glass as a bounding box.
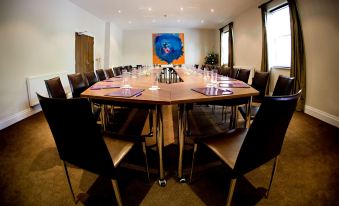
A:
[122,70,131,88]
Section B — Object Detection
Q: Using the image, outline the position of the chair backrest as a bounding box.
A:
[273,75,295,96]
[229,68,239,78]
[113,67,122,76]
[236,68,251,83]
[83,71,99,86]
[220,66,231,76]
[67,73,88,98]
[37,93,116,178]
[105,68,115,78]
[251,71,270,102]
[96,69,107,81]
[234,90,301,176]
[44,77,67,99]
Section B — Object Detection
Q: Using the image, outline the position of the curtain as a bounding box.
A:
[228,22,234,68]
[260,5,269,72]
[288,0,306,111]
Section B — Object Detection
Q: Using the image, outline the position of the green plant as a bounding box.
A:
[204,52,219,65]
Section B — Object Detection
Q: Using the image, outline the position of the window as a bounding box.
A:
[267,4,291,68]
[221,31,229,65]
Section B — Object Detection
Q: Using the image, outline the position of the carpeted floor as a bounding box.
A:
[0,105,338,206]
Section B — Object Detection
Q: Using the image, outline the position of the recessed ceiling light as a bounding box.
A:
[152,19,156,23]
[118,10,122,13]
[128,21,132,24]
[180,7,184,11]
[148,7,152,11]
[201,20,204,23]
[210,9,215,13]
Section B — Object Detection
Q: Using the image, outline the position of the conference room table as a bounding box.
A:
[81,67,259,186]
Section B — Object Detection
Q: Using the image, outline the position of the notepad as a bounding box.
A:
[219,82,250,88]
[105,88,144,97]
[89,84,120,90]
[217,76,237,81]
[191,87,233,96]
[103,78,122,82]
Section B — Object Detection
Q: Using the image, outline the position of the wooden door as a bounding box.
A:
[75,33,94,73]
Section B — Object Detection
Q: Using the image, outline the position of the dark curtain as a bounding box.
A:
[288,0,306,111]
[228,22,234,68]
[260,5,269,72]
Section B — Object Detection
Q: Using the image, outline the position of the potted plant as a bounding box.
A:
[204,52,219,65]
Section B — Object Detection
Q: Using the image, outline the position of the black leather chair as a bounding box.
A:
[238,72,269,120]
[113,67,122,76]
[190,90,301,206]
[68,73,102,122]
[239,74,294,121]
[273,75,295,96]
[83,71,99,86]
[37,93,150,206]
[67,73,88,98]
[235,68,251,83]
[105,68,115,78]
[251,71,270,103]
[44,77,67,99]
[96,69,107,81]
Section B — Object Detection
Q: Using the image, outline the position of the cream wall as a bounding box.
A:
[0,0,109,128]
[122,28,218,66]
[230,0,339,126]
[233,6,262,72]
[109,23,123,67]
[298,0,339,119]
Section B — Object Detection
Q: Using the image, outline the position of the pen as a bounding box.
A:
[135,93,142,97]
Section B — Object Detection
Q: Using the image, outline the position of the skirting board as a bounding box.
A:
[305,105,339,128]
[0,105,41,130]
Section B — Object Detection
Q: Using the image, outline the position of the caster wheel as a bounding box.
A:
[179,177,186,183]
[158,179,167,187]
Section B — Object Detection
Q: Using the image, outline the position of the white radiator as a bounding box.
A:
[26,71,71,106]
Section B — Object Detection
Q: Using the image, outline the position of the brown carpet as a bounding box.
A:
[0,106,338,206]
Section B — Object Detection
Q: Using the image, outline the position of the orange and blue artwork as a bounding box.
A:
[152,33,185,65]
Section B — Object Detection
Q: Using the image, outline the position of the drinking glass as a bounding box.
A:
[122,70,131,88]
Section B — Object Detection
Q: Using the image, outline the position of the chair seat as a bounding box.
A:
[198,128,248,170]
[103,135,135,167]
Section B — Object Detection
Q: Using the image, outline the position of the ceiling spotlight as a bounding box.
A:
[128,21,132,24]
[118,10,122,13]
[180,7,184,11]
[201,20,204,23]
[148,7,152,11]
[152,19,156,23]
[177,19,181,23]
[210,8,215,13]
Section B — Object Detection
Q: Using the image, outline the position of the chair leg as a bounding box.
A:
[226,179,237,206]
[266,156,279,198]
[148,109,153,136]
[111,179,123,206]
[189,144,198,183]
[63,161,77,204]
[142,142,150,182]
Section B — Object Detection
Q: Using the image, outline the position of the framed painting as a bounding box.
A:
[152,33,185,65]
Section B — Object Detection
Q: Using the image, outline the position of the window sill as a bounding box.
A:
[271,66,290,70]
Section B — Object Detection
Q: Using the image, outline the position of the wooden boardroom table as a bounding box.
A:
[81,67,259,186]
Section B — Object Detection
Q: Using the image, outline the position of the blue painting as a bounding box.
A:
[152,33,185,65]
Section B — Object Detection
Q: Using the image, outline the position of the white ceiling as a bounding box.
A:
[69,0,262,30]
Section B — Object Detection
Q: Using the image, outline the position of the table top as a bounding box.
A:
[81,68,259,105]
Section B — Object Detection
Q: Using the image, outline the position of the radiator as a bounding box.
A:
[26,71,71,106]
